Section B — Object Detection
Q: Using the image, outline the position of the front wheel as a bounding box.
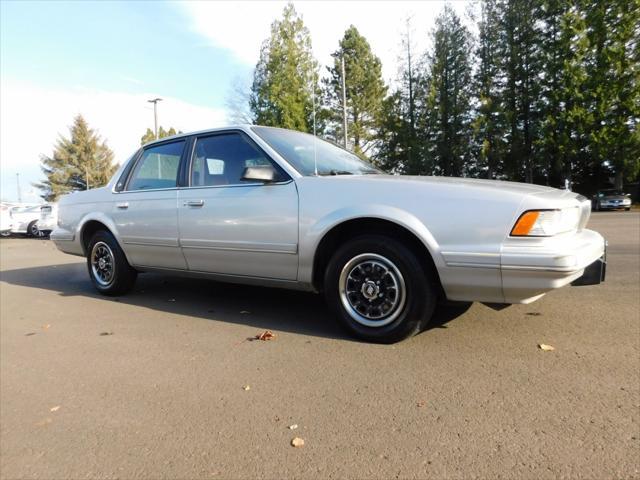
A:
[324,235,437,343]
[87,230,137,296]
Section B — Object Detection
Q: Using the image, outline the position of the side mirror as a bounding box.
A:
[241,165,280,183]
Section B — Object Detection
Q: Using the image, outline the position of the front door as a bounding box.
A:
[112,139,187,270]
[177,131,298,280]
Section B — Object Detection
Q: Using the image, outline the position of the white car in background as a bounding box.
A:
[37,204,58,235]
[7,204,53,237]
[0,206,13,236]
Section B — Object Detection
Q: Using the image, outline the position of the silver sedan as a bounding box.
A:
[51,126,606,343]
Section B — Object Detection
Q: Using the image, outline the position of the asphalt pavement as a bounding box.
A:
[1,212,638,479]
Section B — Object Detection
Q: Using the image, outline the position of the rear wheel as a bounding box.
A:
[27,221,44,238]
[87,230,137,296]
[324,235,437,343]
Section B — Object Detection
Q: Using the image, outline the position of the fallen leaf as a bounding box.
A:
[99,331,114,336]
[526,312,542,316]
[42,324,51,330]
[255,330,276,341]
[243,385,251,391]
[291,437,304,447]
[417,401,426,408]
[538,343,555,351]
[24,332,36,336]
[50,405,61,412]
[288,424,298,430]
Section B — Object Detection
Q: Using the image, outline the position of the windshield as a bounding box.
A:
[252,126,380,176]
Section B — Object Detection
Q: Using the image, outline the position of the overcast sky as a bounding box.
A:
[0,0,472,203]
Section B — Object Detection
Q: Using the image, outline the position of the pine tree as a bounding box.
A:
[374,92,407,172]
[141,126,179,146]
[374,18,426,174]
[583,0,640,190]
[421,5,474,176]
[35,115,118,201]
[324,26,387,156]
[537,0,590,188]
[499,0,544,183]
[249,3,319,133]
[473,0,507,179]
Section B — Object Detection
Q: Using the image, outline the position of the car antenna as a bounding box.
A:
[312,70,318,176]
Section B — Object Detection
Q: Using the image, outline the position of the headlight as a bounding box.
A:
[511,208,581,237]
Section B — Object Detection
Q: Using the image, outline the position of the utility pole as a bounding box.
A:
[147,98,162,139]
[16,173,22,203]
[341,56,348,149]
[85,164,90,190]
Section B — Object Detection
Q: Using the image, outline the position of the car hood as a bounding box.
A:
[325,174,561,196]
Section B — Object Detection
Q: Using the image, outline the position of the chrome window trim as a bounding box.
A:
[112,187,180,194]
[180,180,293,191]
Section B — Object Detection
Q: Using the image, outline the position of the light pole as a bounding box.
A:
[341,56,348,149]
[147,98,162,139]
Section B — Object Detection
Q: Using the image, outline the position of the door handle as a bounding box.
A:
[116,202,129,209]
[184,200,205,207]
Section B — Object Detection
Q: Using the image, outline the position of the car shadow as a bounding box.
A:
[0,263,471,341]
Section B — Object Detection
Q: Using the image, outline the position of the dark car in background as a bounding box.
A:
[593,189,632,211]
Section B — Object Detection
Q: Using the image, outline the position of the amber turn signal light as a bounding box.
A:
[511,211,540,236]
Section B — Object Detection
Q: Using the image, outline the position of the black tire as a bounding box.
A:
[625,207,631,211]
[86,230,137,296]
[324,235,437,343]
[27,220,43,238]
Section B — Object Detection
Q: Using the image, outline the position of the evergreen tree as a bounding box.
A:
[375,91,407,172]
[473,0,507,179]
[375,18,426,174]
[583,0,640,190]
[499,0,544,183]
[421,5,474,176]
[324,25,387,156]
[537,0,590,188]
[249,3,319,133]
[35,115,118,201]
[141,126,179,146]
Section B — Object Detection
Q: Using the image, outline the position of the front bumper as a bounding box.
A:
[571,252,606,286]
[501,228,606,303]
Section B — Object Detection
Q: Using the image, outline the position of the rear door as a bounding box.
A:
[111,139,187,269]
[177,131,299,280]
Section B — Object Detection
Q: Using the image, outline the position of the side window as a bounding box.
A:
[127,141,185,191]
[190,133,277,187]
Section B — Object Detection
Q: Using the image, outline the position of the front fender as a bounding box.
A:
[298,204,443,285]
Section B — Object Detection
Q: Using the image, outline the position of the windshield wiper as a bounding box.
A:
[318,170,354,176]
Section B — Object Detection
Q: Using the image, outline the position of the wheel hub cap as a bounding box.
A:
[361,280,380,300]
[338,253,407,328]
[91,242,115,287]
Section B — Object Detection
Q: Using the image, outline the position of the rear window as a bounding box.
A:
[127,141,185,191]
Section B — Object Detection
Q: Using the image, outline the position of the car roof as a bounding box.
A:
[141,125,254,148]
